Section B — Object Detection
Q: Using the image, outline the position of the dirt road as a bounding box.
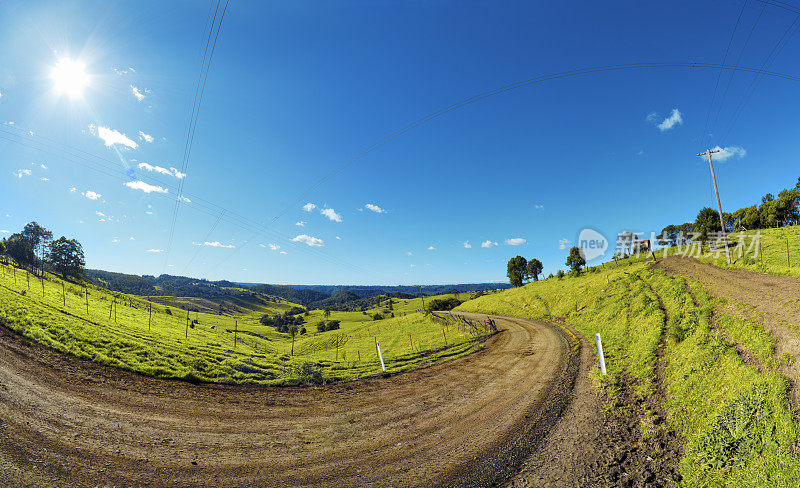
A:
[0,312,574,487]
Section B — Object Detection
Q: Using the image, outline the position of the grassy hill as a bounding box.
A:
[0,262,488,385]
[457,255,800,487]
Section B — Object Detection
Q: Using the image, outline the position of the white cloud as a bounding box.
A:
[0,230,8,233]
[292,234,324,247]
[258,243,266,248]
[656,109,683,131]
[534,204,544,210]
[302,202,316,212]
[40,177,49,182]
[481,240,498,248]
[365,203,385,213]
[124,180,168,194]
[40,164,47,170]
[112,238,119,243]
[407,251,413,256]
[138,131,154,143]
[335,236,341,240]
[16,169,31,178]
[295,221,306,227]
[427,246,436,251]
[409,264,417,268]
[82,190,102,200]
[130,85,147,101]
[320,207,342,222]
[505,238,527,246]
[146,249,164,253]
[69,187,77,192]
[558,238,572,250]
[704,145,747,162]
[463,241,472,249]
[137,162,184,179]
[129,237,135,240]
[280,250,287,254]
[203,241,235,249]
[0,91,3,98]
[96,126,138,149]
[178,195,191,203]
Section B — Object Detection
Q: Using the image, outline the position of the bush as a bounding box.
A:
[325,320,340,331]
[316,321,326,333]
[165,307,172,315]
[556,270,565,279]
[295,362,324,386]
[300,327,307,335]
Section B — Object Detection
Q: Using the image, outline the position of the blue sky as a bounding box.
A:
[1,0,800,285]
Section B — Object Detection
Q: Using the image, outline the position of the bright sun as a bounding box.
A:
[51,58,89,98]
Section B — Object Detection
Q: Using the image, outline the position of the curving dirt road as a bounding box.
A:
[0,312,575,487]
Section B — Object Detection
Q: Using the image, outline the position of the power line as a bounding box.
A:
[163,0,230,272]
[699,0,748,150]
[712,0,768,130]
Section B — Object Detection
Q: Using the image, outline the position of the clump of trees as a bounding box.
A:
[426,296,463,311]
[315,320,341,332]
[659,180,800,247]
[506,256,544,287]
[1,221,85,281]
[260,310,305,333]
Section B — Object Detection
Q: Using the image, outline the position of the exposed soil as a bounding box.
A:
[654,256,800,408]
[0,311,577,488]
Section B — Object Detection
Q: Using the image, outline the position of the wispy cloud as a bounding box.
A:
[130,85,148,101]
[292,234,324,247]
[112,238,120,243]
[463,241,472,249]
[40,164,47,170]
[112,67,135,75]
[82,190,102,200]
[146,248,164,253]
[295,221,306,227]
[481,240,498,248]
[178,195,191,203]
[703,145,747,162]
[558,238,572,250]
[505,238,527,246]
[203,241,235,249]
[0,230,9,234]
[137,162,184,179]
[321,207,342,222]
[124,180,168,194]
[534,204,544,210]
[302,202,316,212]
[649,108,683,131]
[268,243,280,251]
[407,251,413,256]
[40,177,49,182]
[138,131,154,143]
[364,203,385,213]
[427,246,436,251]
[94,126,138,149]
[15,169,31,178]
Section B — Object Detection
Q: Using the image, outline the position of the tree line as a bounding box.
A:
[0,221,86,281]
[659,178,800,247]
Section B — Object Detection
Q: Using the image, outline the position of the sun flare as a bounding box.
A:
[51,58,89,98]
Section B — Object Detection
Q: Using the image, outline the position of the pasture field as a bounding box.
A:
[0,263,488,385]
[457,258,800,487]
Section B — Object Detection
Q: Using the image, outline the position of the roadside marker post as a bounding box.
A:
[376,339,386,372]
[595,333,607,375]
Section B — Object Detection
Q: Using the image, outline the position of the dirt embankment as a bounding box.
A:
[0,312,573,488]
[654,256,800,408]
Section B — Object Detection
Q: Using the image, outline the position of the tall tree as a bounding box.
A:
[526,258,543,282]
[5,233,35,266]
[506,255,527,287]
[48,237,86,280]
[695,207,721,245]
[566,247,586,275]
[21,221,52,273]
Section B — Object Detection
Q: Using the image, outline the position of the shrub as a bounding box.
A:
[325,320,340,331]
[426,297,462,311]
[372,313,383,321]
[316,321,326,333]
[295,362,324,386]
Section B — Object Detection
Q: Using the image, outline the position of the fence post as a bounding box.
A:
[85,285,89,315]
[595,333,607,375]
[62,282,66,307]
[149,303,152,331]
[185,309,189,339]
[787,237,791,268]
[234,320,238,347]
[442,327,447,345]
[41,273,44,296]
[409,333,414,353]
[376,339,386,372]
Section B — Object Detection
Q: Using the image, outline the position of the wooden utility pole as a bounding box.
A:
[41,273,44,296]
[698,148,731,264]
[114,299,117,323]
[787,237,791,268]
[62,282,66,307]
[234,320,238,347]
[185,309,190,339]
[85,285,89,315]
[149,303,152,331]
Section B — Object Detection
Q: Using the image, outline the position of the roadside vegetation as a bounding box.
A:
[458,257,800,487]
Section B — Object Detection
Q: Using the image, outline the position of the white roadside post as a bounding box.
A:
[595,333,607,375]
[376,339,386,372]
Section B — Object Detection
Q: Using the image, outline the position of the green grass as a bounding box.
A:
[0,263,487,385]
[456,258,800,487]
